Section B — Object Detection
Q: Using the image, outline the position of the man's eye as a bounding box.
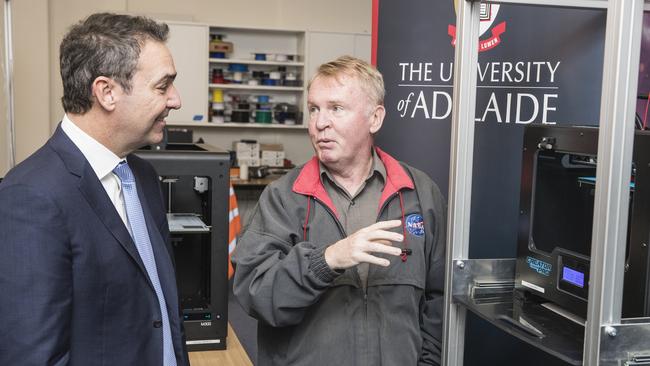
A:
[333,105,343,112]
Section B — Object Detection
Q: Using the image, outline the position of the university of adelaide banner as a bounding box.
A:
[375,1,605,257]
[374,1,606,365]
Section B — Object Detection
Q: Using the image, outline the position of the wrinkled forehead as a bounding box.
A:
[309,73,366,96]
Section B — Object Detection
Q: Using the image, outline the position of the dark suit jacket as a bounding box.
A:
[0,126,189,365]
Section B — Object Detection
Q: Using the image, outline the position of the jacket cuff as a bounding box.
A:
[309,245,343,283]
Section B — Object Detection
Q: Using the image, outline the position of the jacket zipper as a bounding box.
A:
[309,196,346,238]
[312,194,399,366]
[377,190,401,221]
[364,291,369,366]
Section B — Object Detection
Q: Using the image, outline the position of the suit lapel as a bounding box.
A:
[48,126,154,289]
[51,125,180,333]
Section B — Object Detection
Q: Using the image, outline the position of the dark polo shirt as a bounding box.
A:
[320,149,386,288]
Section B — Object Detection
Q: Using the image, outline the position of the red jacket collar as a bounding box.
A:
[292,147,414,216]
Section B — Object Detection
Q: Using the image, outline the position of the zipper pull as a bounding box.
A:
[400,248,412,262]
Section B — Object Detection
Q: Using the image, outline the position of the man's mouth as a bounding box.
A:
[155,114,168,123]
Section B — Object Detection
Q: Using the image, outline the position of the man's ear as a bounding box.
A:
[369,104,386,134]
[91,76,118,112]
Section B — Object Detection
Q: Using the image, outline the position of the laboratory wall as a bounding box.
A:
[0,0,51,176]
[0,0,371,172]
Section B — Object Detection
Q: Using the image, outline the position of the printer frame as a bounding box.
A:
[516,125,650,318]
[136,144,230,351]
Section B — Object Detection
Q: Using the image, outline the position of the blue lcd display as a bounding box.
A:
[562,267,585,288]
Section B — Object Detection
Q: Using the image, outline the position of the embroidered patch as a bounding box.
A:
[405,214,425,237]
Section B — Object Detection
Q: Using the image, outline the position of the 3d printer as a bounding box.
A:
[136,143,230,351]
[515,125,650,319]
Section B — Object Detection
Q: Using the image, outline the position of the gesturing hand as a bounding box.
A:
[324,220,404,270]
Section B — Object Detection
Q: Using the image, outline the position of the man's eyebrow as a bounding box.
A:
[155,73,177,85]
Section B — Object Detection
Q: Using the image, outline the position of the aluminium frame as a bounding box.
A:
[442,0,648,365]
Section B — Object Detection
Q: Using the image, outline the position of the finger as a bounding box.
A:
[356,252,392,267]
[366,242,402,257]
[366,229,404,243]
[374,239,393,246]
[365,220,403,231]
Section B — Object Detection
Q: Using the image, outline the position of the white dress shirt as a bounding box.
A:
[61,114,130,229]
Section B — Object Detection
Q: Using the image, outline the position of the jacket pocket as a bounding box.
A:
[368,211,427,289]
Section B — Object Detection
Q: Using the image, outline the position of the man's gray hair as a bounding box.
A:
[308,55,385,106]
[59,13,169,114]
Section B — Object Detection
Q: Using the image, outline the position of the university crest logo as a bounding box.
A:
[447,2,506,52]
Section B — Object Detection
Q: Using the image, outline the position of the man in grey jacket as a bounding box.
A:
[233,55,446,365]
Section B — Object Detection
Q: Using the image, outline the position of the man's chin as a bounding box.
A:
[317,153,338,166]
[146,131,165,146]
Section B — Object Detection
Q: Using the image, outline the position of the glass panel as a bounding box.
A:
[530,151,597,256]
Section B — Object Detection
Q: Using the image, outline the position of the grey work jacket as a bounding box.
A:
[233,148,446,366]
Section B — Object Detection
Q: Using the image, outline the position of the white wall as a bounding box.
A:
[0,3,7,177]
[15,0,50,163]
[126,0,371,33]
[0,0,371,169]
[1,0,51,176]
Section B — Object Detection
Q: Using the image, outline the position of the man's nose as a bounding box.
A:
[315,110,331,129]
[167,84,181,110]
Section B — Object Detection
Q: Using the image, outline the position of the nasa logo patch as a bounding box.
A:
[405,214,425,237]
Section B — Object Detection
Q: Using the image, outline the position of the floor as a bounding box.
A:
[188,323,252,366]
[188,280,258,365]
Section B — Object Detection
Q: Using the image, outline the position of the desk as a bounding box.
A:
[189,323,252,366]
[231,174,282,187]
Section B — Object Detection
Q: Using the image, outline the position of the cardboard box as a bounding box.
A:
[260,143,285,167]
[233,141,260,159]
[261,157,284,167]
[237,157,260,167]
[260,143,283,152]
[261,150,285,160]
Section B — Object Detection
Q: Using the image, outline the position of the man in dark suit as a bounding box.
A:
[0,13,188,365]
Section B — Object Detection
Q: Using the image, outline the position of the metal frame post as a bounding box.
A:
[442,0,481,365]
[584,0,644,364]
[3,0,15,168]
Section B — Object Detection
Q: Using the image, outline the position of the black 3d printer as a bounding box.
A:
[136,143,231,351]
[515,125,650,320]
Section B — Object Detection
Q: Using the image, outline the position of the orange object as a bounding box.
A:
[228,183,242,279]
[230,167,240,179]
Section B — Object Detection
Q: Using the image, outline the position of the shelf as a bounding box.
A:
[450,258,585,365]
[231,174,283,187]
[208,83,303,92]
[167,213,210,233]
[209,58,304,67]
[166,23,308,127]
[455,293,584,365]
[167,122,307,130]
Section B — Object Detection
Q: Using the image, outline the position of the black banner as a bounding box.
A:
[375,1,606,365]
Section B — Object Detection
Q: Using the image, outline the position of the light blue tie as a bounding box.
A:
[114,161,177,366]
